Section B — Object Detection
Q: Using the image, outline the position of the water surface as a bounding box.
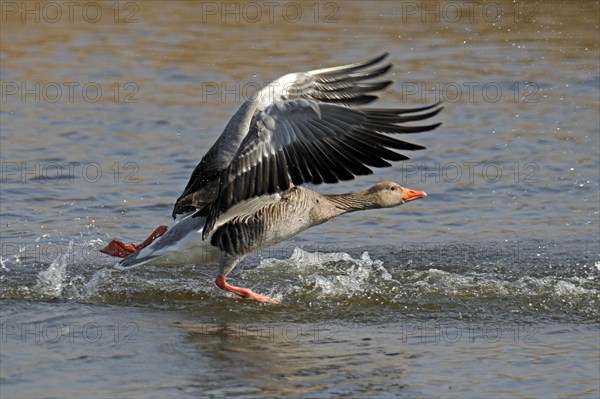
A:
[1,1,599,398]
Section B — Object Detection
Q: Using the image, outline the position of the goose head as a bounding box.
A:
[367,182,427,208]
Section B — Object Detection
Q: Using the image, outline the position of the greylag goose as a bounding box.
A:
[101,53,442,303]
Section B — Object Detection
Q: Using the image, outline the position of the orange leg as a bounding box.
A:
[137,225,168,250]
[215,275,280,304]
[100,225,168,258]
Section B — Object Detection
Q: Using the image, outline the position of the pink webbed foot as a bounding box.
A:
[100,225,168,258]
[100,240,139,258]
[215,275,280,304]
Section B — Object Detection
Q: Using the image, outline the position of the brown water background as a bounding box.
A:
[1,1,599,398]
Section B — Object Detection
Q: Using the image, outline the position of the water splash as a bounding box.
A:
[250,247,599,319]
[257,248,395,299]
[0,257,10,272]
[27,239,114,300]
[35,252,68,298]
[0,242,28,272]
[63,267,115,301]
[2,240,597,321]
[82,268,114,298]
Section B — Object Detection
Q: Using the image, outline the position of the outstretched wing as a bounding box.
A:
[266,52,393,106]
[172,53,400,218]
[201,99,442,239]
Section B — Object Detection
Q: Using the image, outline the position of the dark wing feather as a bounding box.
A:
[173,53,400,217]
[201,99,442,238]
[268,52,394,107]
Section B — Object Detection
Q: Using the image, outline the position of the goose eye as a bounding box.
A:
[391,186,396,191]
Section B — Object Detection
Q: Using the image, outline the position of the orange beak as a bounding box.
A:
[401,186,427,203]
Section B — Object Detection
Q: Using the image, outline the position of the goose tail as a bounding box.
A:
[115,249,166,270]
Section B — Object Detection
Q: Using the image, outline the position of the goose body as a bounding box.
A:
[102,53,441,303]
